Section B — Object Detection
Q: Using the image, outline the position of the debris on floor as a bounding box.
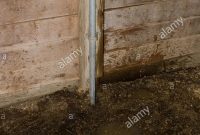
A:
[0,67,200,135]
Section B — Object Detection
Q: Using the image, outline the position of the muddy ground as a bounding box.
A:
[0,67,200,135]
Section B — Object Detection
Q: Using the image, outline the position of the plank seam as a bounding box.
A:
[0,13,78,27]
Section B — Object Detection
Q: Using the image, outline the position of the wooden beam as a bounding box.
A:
[79,0,104,91]
[96,0,104,78]
[79,0,89,91]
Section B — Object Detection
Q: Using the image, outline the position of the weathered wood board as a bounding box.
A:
[0,0,78,25]
[0,0,80,107]
[104,0,200,80]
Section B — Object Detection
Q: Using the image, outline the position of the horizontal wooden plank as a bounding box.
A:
[0,0,78,25]
[0,59,79,93]
[104,0,200,31]
[0,78,79,107]
[102,53,200,83]
[0,15,78,47]
[0,38,79,72]
[105,0,160,9]
[104,34,200,71]
[105,16,200,51]
[164,53,200,72]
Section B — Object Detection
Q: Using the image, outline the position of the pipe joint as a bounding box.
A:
[88,32,99,40]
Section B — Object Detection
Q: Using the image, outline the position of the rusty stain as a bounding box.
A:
[54,73,66,78]
[137,52,165,65]
[148,52,165,64]
[9,71,13,75]
[153,35,158,42]
[118,27,144,35]
[105,47,128,53]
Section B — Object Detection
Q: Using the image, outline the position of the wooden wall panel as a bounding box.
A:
[105,34,200,71]
[0,39,78,72]
[0,78,79,107]
[104,0,200,78]
[105,0,160,9]
[0,60,79,92]
[0,0,78,25]
[0,1,80,107]
[0,15,78,47]
[105,0,200,31]
[105,16,200,51]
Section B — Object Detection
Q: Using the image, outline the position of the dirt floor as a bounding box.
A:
[0,67,200,135]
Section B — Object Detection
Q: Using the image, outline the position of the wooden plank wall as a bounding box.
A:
[1,0,199,106]
[0,0,80,107]
[104,0,200,80]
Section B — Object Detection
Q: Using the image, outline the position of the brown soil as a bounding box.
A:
[0,67,200,135]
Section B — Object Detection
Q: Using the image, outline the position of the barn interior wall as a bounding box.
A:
[0,0,200,106]
[103,0,200,81]
[0,0,80,107]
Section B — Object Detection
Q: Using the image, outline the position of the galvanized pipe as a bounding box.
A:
[89,0,96,105]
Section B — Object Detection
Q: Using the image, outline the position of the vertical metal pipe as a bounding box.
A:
[89,0,96,105]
